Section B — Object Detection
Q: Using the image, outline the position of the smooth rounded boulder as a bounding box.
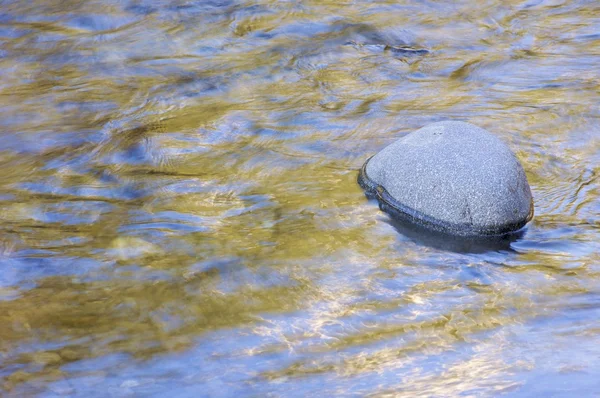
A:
[358,121,534,236]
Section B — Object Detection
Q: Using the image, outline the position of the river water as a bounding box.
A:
[1,0,599,396]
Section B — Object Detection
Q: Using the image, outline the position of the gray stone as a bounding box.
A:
[358,121,534,236]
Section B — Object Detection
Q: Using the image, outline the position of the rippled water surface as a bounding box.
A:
[1,0,600,396]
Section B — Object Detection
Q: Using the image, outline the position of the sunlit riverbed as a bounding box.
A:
[1,0,599,396]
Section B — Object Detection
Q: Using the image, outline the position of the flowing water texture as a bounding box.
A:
[1,0,600,396]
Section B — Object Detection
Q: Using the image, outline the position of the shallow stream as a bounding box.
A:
[1,0,599,396]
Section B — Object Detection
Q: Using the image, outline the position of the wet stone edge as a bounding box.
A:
[357,157,532,237]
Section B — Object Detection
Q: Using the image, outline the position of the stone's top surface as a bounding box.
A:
[364,121,533,235]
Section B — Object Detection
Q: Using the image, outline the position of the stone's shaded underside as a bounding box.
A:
[359,121,534,236]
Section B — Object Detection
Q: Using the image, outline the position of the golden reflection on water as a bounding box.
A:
[1,0,600,396]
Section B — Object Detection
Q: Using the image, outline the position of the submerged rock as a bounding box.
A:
[358,121,534,236]
[342,23,430,58]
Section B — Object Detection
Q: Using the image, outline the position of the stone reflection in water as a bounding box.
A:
[384,216,523,254]
[1,0,600,396]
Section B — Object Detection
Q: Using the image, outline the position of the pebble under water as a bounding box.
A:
[1,0,600,396]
